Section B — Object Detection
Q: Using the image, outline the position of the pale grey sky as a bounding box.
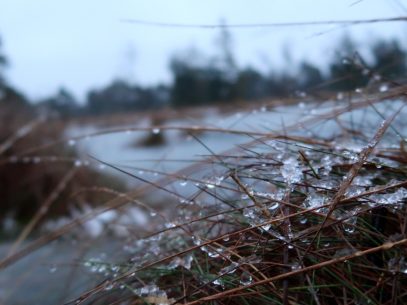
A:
[0,0,406,102]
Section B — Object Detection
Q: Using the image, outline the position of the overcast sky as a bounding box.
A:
[0,0,406,102]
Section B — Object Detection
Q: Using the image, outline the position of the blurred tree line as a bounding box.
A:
[0,37,31,116]
[1,31,407,117]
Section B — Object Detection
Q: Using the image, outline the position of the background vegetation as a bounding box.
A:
[2,31,406,117]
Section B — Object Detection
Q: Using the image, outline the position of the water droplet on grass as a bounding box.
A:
[240,271,253,285]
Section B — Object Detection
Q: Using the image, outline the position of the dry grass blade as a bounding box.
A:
[121,16,407,29]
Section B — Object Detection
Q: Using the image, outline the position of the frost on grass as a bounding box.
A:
[281,156,302,184]
[84,136,407,303]
[76,99,407,304]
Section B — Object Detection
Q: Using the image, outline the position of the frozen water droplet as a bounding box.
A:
[152,128,160,134]
[74,160,82,167]
[238,255,261,265]
[206,183,215,189]
[49,265,57,273]
[303,192,327,209]
[219,262,238,275]
[165,222,176,229]
[208,250,220,258]
[299,217,308,224]
[214,176,224,185]
[379,83,389,92]
[343,218,357,234]
[342,58,351,65]
[291,261,302,270]
[268,202,279,211]
[168,254,193,270]
[68,139,76,146]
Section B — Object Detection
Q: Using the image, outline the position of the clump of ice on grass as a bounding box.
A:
[303,191,328,212]
[81,206,148,238]
[42,205,149,238]
[192,236,226,258]
[281,157,302,184]
[167,254,193,270]
[368,188,407,207]
[243,207,271,231]
[388,257,407,274]
[132,284,174,304]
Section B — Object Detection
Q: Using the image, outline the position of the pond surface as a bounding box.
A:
[67,99,405,185]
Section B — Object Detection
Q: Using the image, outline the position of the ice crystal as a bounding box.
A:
[281,157,302,184]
